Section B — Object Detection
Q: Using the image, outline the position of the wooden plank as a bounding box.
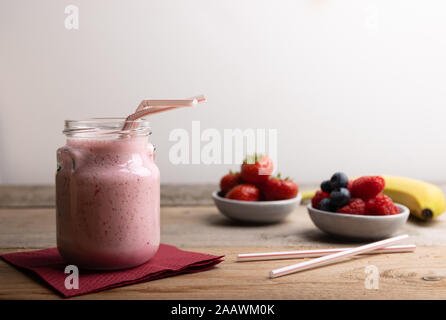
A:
[1,246,446,300]
[0,184,230,208]
[1,206,446,249]
[2,183,446,208]
[1,206,446,299]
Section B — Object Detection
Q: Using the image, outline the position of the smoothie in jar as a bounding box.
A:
[56,118,160,270]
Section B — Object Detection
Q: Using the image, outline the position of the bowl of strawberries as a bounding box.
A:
[212,154,301,224]
[308,173,409,240]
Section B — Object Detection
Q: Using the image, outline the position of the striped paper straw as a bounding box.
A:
[237,244,416,262]
[122,95,206,130]
[269,234,409,279]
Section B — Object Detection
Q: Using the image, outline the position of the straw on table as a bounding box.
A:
[269,234,409,278]
[237,244,416,262]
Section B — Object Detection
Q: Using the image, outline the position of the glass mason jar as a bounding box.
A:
[56,118,160,270]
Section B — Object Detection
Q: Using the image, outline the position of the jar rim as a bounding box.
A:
[63,117,151,138]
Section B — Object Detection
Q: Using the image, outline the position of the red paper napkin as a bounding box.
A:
[1,244,224,298]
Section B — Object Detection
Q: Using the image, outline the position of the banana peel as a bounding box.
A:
[300,176,446,220]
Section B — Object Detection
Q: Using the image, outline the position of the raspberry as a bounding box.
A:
[365,194,399,215]
[347,180,353,192]
[336,198,366,215]
[311,190,329,208]
[350,176,385,200]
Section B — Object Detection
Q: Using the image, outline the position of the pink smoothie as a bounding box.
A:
[56,136,160,270]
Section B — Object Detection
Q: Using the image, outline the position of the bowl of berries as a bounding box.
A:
[308,173,410,240]
[212,154,301,224]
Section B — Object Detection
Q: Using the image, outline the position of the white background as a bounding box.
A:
[1,0,446,185]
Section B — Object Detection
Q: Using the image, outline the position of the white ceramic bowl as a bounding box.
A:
[212,191,301,224]
[307,203,410,240]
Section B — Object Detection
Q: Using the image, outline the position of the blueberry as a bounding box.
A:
[330,172,349,189]
[330,187,350,208]
[318,198,333,212]
[320,180,333,193]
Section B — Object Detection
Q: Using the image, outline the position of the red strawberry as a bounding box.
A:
[219,171,242,195]
[350,176,385,200]
[225,184,260,201]
[311,190,329,208]
[336,198,366,215]
[240,154,274,184]
[365,194,399,215]
[261,175,299,201]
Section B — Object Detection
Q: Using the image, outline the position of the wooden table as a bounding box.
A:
[1,205,446,299]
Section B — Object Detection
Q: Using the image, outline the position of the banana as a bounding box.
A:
[382,175,446,220]
[301,190,316,202]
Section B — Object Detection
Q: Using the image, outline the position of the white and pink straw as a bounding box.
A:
[237,244,416,262]
[269,234,409,278]
[122,95,206,130]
